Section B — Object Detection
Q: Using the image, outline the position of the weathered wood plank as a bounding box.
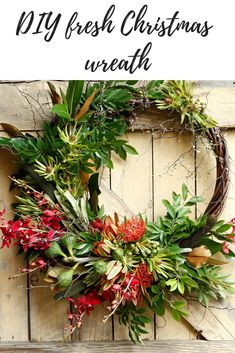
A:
[100,181,135,218]
[153,131,197,339]
[181,299,234,340]
[78,169,113,341]
[109,132,154,340]
[0,81,66,132]
[0,150,28,341]
[194,81,235,129]
[1,341,235,353]
[29,278,69,342]
[152,131,195,216]
[192,129,235,339]
[0,81,234,132]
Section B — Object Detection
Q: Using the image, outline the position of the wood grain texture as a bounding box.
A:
[191,129,235,340]
[1,341,235,353]
[78,307,113,341]
[153,131,195,217]
[0,81,234,132]
[29,278,69,342]
[153,131,197,339]
[0,82,235,343]
[78,167,113,341]
[0,81,66,132]
[110,132,154,340]
[0,150,28,341]
[0,144,69,342]
[194,81,235,128]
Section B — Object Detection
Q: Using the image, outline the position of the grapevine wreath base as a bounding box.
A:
[0,80,234,343]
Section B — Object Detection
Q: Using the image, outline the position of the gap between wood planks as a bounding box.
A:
[1,340,235,353]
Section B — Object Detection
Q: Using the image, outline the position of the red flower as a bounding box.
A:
[136,263,154,288]
[68,291,101,317]
[118,217,146,243]
[40,209,63,231]
[0,207,64,251]
[122,274,141,305]
[90,217,117,238]
[34,258,47,269]
[77,292,101,309]
[90,218,105,233]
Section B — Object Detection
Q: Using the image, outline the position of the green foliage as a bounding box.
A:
[66,80,84,116]
[170,301,188,321]
[155,80,217,128]
[117,304,151,344]
[146,184,207,245]
[145,80,163,99]
[51,103,71,120]
[54,279,86,301]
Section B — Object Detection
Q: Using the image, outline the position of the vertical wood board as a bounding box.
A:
[79,167,113,341]
[0,150,28,341]
[110,132,154,340]
[153,131,197,339]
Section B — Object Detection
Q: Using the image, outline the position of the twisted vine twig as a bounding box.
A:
[180,127,230,248]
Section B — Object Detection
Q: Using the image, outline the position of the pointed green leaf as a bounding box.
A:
[66,81,84,116]
[123,144,138,155]
[182,183,188,201]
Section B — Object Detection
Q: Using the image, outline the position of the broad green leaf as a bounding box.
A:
[151,300,165,316]
[172,301,186,309]
[165,278,178,291]
[178,282,185,294]
[123,144,138,155]
[162,199,176,218]
[126,80,138,85]
[171,309,181,321]
[51,103,71,120]
[138,316,152,324]
[185,196,204,206]
[182,183,188,201]
[66,80,84,116]
[54,280,86,301]
[215,223,232,233]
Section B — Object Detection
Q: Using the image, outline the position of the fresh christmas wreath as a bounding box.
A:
[0,80,234,344]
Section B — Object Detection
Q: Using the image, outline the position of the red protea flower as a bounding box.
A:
[118,217,146,243]
[136,263,154,288]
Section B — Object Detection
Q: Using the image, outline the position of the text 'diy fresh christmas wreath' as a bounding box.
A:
[0,80,234,343]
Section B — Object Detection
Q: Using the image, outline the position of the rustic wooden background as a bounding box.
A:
[0,81,235,352]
